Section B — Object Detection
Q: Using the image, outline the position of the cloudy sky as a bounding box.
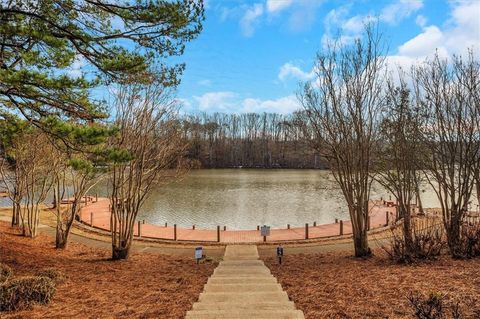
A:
[173,0,480,114]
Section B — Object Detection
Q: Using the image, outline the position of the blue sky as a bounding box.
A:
[171,0,479,114]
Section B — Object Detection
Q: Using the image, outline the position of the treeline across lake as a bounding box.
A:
[180,112,326,169]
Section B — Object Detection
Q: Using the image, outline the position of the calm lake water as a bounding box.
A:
[94,169,441,230]
[1,169,447,230]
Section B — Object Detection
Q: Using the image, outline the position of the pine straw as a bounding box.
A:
[0,221,216,319]
[264,252,480,319]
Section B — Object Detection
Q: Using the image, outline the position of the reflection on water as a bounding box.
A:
[90,169,441,230]
[1,169,448,230]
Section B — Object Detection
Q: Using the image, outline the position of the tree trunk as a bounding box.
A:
[11,201,20,226]
[402,204,414,260]
[414,179,424,215]
[112,245,130,260]
[55,227,69,249]
[353,231,370,257]
[446,215,462,258]
[476,175,480,211]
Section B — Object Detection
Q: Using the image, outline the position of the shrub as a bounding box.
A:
[411,219,445,259]
[37,268,66,284]
[408,291,463,319]
[384,218,445,263]
[0,264,13,284]
[458,223,480,258]
[0,276,56,311]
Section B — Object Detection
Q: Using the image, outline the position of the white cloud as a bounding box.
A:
[67,55,85,79]
[322,1,422,48]
[240,3,264,37]
[186,92,301,114]
[380,0,423,25]
[266,0,293,13]
[287,1,322,32]
[193,91,238,111]
[415,14,427,27]
[398,25,444,58]
[176,98,192,110]
[390,0,479,68]
[278,62,315,82]
[241,95,300,114]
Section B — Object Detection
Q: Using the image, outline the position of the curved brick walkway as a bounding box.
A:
[78,197,397,243]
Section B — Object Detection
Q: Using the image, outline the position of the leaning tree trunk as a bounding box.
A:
[55,199,80,249]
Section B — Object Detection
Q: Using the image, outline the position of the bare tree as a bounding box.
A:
[414,51,480,258]
[109,81,189,260]
[52,154,107,249]
[1,130,55,237]
[298,25,386,257]
[43,119,112,249]
[375,75,424,260]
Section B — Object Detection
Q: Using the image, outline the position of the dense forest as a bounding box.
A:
[180,112,326,169]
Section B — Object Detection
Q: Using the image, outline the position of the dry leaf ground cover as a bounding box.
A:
[264,251,480,319]
[0,221,216,319]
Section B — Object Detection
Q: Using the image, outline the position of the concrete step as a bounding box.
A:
[203,283,283,293]
[219,260,265,266]
[223,245,259,260]
[207,277,278,285]
[185,310,305,319]
[214,268,270,274]
[192,301,296,311]
[212,273,274,278]
[214,268,271,275]
[218,260,267,269]
[198,292,289,303]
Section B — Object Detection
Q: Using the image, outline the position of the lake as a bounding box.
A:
[0,169,447,230]
[90,169,441,230]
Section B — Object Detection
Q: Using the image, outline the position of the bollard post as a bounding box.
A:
[340,220,344,235]
[263,235,266,242]
[305,223,309,239]
[165,222,167,227]
[287,224,290,229]
[174,224,177,241]
[137,220,141,237]
[335,218,338,224]
[142,220,145,224]
[217,226,220,242]
[90,212,93,226]
[95,193,98,202]
[257,225,260,231]
[386,211,389,226]
[193,225,195,230]
[223,226,226,231]
[313,221,317,227]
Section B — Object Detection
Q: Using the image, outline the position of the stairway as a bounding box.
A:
[185,245,305,319]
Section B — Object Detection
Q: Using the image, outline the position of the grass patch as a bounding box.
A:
[0,276,56,311]
[0,264,13,284]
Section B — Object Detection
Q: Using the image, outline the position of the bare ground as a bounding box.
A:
[0,221,216,319]
[264,251,480,319]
